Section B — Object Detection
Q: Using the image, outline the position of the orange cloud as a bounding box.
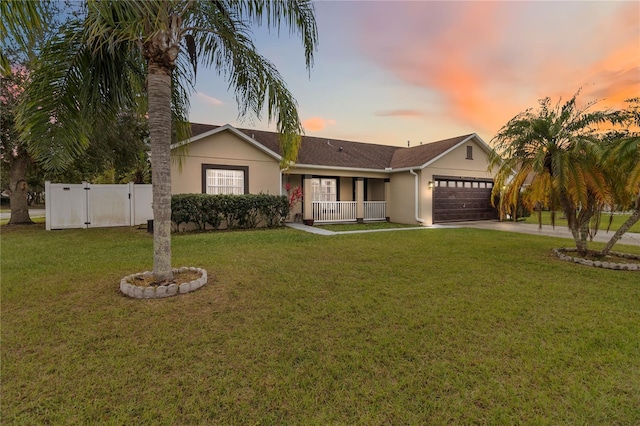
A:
[303,117,336,132]
[357,1,639,139]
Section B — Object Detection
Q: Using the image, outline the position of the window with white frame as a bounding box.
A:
[311,178,337,202]
[202,166,247,195]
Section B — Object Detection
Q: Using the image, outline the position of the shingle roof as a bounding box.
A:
[389,135,472,169]
[188,123,475,170]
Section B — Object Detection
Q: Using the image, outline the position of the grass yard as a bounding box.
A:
[523,211,640,233]
[2,225,639,424]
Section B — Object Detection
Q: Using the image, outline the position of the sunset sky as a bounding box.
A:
[188,0,640,147]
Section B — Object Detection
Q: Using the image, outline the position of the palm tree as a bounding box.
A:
[15,1,318,282]
[488,93,613,256]
[599,99,640,255]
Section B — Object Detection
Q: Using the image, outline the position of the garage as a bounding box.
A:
[433,176,498,223]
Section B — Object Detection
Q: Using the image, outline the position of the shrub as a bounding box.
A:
[171,193,289,232]
[171,194,207,231]
[258,193,290,228]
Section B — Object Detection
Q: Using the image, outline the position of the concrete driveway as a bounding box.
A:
[443,220,640,247]
[287,220,640,247]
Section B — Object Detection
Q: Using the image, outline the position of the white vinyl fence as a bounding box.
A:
[45,181,153,230]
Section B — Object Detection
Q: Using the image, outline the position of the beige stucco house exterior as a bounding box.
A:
[171,123,498,226]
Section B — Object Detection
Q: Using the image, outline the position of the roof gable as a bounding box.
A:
[389,135,474,169]
[172,124,282,161]
[180,123,489,171]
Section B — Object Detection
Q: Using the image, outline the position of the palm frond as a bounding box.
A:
[0,0,45,73]
[15,17,146,172]
[230,0,318,70]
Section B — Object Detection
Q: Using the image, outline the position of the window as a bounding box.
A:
[206,169,244,194]
[201,165,248,194]
[466,146,473,160]
[311,178,337,202]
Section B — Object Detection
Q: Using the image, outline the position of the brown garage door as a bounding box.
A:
[433,177,498,223]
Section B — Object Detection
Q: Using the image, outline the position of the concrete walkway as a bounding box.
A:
[285,220,640,247]
[0,209,45,220]
[285,222,451,236]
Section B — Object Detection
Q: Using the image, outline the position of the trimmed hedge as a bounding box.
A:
[171,193,290,232]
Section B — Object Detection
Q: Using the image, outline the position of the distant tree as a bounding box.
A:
[489,92,638,257]
[1,1,66,223]
[53,111,150,184]
[1,68,33,224]
[14,1,317,282]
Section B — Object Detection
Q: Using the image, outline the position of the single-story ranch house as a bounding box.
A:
[171,123,498,226]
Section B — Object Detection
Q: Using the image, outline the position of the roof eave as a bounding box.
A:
[288,163,390,174]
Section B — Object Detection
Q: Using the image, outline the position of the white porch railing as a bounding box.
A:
[312,201,386,223]
[364,201,386,220]
[313,201,356,223]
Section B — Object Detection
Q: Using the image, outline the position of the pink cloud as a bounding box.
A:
[375,109,424,118]
[195,92,223,106]
[303,117,336,132]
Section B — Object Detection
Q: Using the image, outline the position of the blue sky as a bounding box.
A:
[188,1,639,147]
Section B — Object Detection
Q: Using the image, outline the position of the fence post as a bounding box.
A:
[129,182,135,226]
[45,181,51,231]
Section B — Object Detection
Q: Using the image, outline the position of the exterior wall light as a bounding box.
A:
[428,181,434,189]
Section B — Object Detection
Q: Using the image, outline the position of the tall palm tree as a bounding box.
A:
[488,93,612,256]
[15,1,318,282]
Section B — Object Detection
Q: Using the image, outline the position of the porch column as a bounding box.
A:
[356,177,364,223]
[384,178,391,222]
[302,174,314,225]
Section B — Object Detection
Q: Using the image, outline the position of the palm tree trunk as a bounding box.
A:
[600,195,640,256]
[579,222,590,251]
[7,153,33,225]
[559,192,587,255]
[147,62,173,282]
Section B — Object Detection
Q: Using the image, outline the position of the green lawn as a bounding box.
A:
[523,211,640,233]
[2,225,639,424]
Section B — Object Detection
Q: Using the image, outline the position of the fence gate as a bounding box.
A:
[45,181,153,230]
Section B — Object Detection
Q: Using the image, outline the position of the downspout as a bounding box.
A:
[409,169,425,224]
